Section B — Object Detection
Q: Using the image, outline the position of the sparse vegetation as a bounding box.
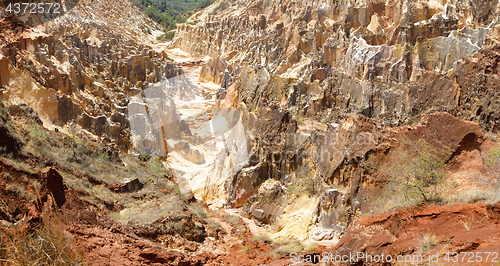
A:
[2,173,11,181]
[6,184,26,198]
[253,233,272,243]
[143,26,152,35]
[225,214,247,234]
[99,153,110,162]
[478,147,500,187]
[390,139,449,202]
[14,120,184,223]
[461,221,470,231]
[132,0,216,32]
[377,138,450,212]
[289,109,305,124]
[445,189,500,204]
[157,31,176,41]
[226,215,240,225]
[6,182,36,202]
[31,180,41,190]
[419,234,439,251]
[148,156,167,177]
[28,124,48,147]
[188,204,208,219]
[213,2,227,13]
[240,244,251,253]
[320,112,332,124]
[272,240,317,255]
[0,223,85,265]
[445,147,500,204]
[286,166,316,196]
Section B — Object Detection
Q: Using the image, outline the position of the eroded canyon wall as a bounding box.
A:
[174,0,500,131]
[0,0,184,153]
[173,0,500,242]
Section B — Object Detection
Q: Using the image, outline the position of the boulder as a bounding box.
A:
[108,178,144,193]
[39,167,66,207]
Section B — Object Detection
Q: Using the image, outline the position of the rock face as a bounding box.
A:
[225,101,307,208]
[453,39,500,132]
[225,94,495,241]
[173,0,500,130]
[310,189,349,241]
[170,0,500,235]
[200,58,229,84]
[173,141,205,164]
[336,203,500,264]
[0,0,184,153]
[1,0,500,260]
[0,102,23,154]
[243,179,285,225]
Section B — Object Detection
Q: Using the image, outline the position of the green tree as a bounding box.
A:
[133,0,215,32]
[385,138,450,206]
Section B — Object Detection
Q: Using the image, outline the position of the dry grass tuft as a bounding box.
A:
[419,234,439,252]
[240,244,251,253]
[0,223,85,266]
[272,240,318,255]
[445,189,500,204]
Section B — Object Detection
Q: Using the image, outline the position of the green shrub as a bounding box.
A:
[67,135,90,164]
[28,125,48,147]
[240,244,251,253]
[198,0,214,8]
[215,2,227,12]
[157,31,175,41]
[148,156,165,177]
[384,138,450,209]
[133,0,215,32]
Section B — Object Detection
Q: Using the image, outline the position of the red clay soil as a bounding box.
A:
[0,158,313,265]
[336,202,500,265]
[3,156,500,265]
[0,158,204,265]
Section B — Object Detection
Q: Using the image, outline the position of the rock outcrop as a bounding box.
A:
[336,203,500,264]
[1,0,500,260]
[0,0,184,153]
[173,0,500,131]
[0,102,23,154]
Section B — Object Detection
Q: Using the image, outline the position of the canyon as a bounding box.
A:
[1,0,500,265]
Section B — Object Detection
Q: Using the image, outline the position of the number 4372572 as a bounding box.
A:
[444,252,498,263]
[6,3,61,14]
